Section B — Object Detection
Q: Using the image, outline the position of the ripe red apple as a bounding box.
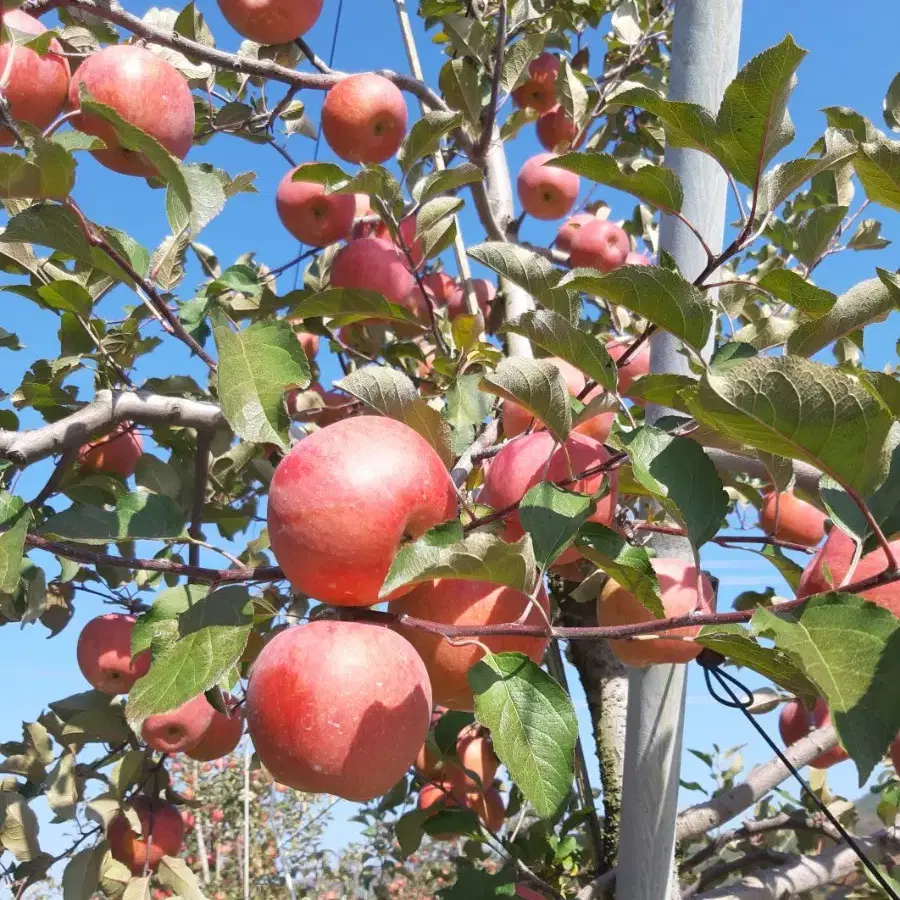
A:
[68,45,195,177]
[456,725,499,791]
[417,782,462,840]
[107,798,184,875]
[556,213,596,254]
[501,356,614,443]
[469,787,505,831]
[0,10,70,146]
[569,219,630,272]
[321,73,408,164]
[185,703,243,762]
[76,613,151,694]
[389,580,551,710]
[778,698,849,769]
[268,416,457,606]
[276,166,356,246]
[330,237,415,309]
[598,557,716,667]
[246,621,432,801]
[217,0,322,44]
[606,339,651,398]
[517,153,580,220]
[625,251,650,266]
[797,527,900,616]
[445,279,496,320]
[537,105,578,152]
[512,53,559,113]
[479,430,619,566]
[78,422,143,477]
[181,810,195,830]
[759,491,827,547]
[374,214,425,271]
[422,272,457,303]
[210,808,224,824]
[140,694,216,753]
[295,331,319,363]
[415,742,443,779]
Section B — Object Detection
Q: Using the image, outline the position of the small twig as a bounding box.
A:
[843,483,899,572]
[188,431,213,570]
[476,0,507,158]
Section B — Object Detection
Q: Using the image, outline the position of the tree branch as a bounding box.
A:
[476,0,506,158]
[188,430,213,570]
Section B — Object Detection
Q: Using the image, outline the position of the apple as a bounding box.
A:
[556,213,596,254]
[78,422,144,477]
[107,797,184,875]
[276,166,356,246]
[797,527,900,617]
[140,694,216,753]
[321,73,408,164]
[778,698,849,769]
[287,383,353,426]
[501,356,614,444]
[330,237,415,309]
[389,579,551,710]
[456,725,499,791]
[210,808,225,824]
[516,886,549,900]
[415,742,444,779]
[759,490,827,547]
[445,279,496,320]
[0,10,70,146]
[186,701,243,762]
[181,810,195,830]
[569,219,630,272]
[217,0,322,44]
[537,105,578,152]
[76,613,151,694]
[246,620,432,801]
[606,339,651,398]
[417,783,461,840]
[479,430,619,566]
[267,416,457,606]
[598,557,716,667]
[422,272,457,304]
[517,153,580,220]
[512,53,559,113]
[374,214,425,271]
[295,331,319,363]
[469,787,504,831]
[625,251,650,266]
[68,45,195,177]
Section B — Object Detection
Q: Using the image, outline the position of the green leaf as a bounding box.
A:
[754,595,900,784]
[0,326,21,351]
[499,309,617,391]
[335,365,452,467]
[134,456,181,499]
[156,856,209,900]
[690,355,895,496]
[885,72,900,132]
[623,426,727,548]
[398,111,462,175]
[380,524,537,598]
[499,33,545,94]
[166,163,227,237]
[40,492,185,544]
[468,242,578,321]
[212,314,310,451]
[36,281,93,317]
[395,808,432,858]
[439,58,484,127]
[518,483,594,569]
[787,274,900,357]
[0,508,32,596]
[576,522,664,618]
[295,288,423,327]
[556,59,589,128]
[480,357,571,443]
[0,793,40,860]
[624,373,695,410]
[415,196,463,259]
[445,373,494,431]
[412,163,483,204]
[696,624,818,705]
[549,152,683,214]
[0,140,74,200]
[758,269,836,319]
[855,135,900,211]
[792,203,847,268]
[561,265,713,353]
[847,218,891,251]
[288,161,350,188]
[132,584,209,656]
[126,586,253,728]
[3,203,91,261]
[122,877,151,900]
[50,130,106,153]
[62,845,105,900]
[46,750,78,820]
[436,861,515,900]
[470,652,577,819]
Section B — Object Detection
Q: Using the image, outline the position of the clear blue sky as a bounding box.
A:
[1,0,899,866]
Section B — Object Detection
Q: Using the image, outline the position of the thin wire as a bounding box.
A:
[697,652,900,899]
[291,0,346,291]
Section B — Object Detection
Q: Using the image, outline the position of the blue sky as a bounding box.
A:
[1,0,899,868]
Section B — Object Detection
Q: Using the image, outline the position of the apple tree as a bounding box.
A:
[0,0,899,897]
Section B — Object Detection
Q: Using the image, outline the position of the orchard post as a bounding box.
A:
[615,2,743,897]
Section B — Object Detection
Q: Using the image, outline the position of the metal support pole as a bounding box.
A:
[615,3,742,898]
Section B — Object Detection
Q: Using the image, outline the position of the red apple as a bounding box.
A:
[606,339,651,398]
[469,787,505,831]
[479,430,619,566]
[569,219,630,272]
[390,580,551,710]
[267,416,457,606]
[415,742,444,779]
[276,166,356,246]
[516,886,549,900]
[185,702,244,762]
[107,797,184,875]
[517,153,580,220]
[512,53,559,113]
[0,10,70,146]
[556,213,596,254]
[140,694,216,753]
[625,251,650,266]
[778,698,849,769]
[330,237,415,309]
[537,105,577,152]
[374,214,425,271]
[210,808,225,824]
[78,422,143,477]
[417,782,462,840]
[321,73,408,164]
[217,0,322,44]
[68,45,195,177]
[296,331,319,363]
[759,491,827,547]
[598,557,716,667]
[246,621,432,801]
[76,614,150,694]
[456,725,499,791]
[445,279,495,319]
[422,272,458,303]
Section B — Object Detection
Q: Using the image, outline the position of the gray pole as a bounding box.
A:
[615,2,742,898]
